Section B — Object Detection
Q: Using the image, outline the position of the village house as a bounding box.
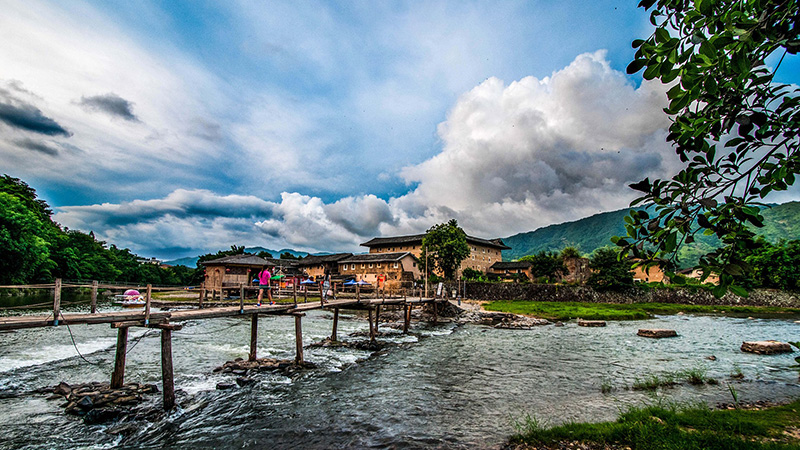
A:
[295,253,352,280]
[360,233,510,277]
[200,254,301,295]
[679,267,721,285]
[338,252,420,288]
[631,260,668,283]
[489,261,534,280]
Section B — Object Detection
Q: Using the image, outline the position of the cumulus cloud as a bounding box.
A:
[394,50,677,237]
[77,93,139,122]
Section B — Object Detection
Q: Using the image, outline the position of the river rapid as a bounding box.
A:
[0,297,799,449]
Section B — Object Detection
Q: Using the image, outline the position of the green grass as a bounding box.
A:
[482,300,800,321]
[510,399,800,449]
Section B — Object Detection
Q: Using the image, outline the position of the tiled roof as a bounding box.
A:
[340,252,413,263]
[491,261,532,270]
[200,254,270,266]
[361,234,511,250]
[296,253,353,266]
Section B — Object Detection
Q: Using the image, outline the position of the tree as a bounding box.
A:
[743,239,800,291]
[618,0,800,297]
[587,248,634,291]
[461,267,484,281]
[560,247,581,260]
[0,193,56,283]
[420,219,470,280]
[280,252,299,259]
[519,251,566,282]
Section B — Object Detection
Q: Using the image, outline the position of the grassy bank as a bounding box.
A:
[509,399,800,449]
[483,300,800,321]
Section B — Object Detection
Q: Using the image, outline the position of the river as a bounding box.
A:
[1,296,799,449]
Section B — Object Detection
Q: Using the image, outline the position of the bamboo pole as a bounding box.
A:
[111,327,128,388]
[161,328,175,410]
[90,280,98,314]
[249,314,258,361]
[144,284,152,326]
[294,313,305,363]
[331,308,339,341]
[53,278,61,326]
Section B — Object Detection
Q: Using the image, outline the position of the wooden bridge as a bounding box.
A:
[0,279,446,410]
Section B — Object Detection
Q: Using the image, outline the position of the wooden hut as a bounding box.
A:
[200,254,271,298]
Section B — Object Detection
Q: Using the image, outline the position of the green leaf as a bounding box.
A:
[729,285,749,298]
[627,59,648,74]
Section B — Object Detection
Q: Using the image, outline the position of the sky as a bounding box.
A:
[1,1,798,260]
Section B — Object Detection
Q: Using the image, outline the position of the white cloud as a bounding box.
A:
[52,51,679,259]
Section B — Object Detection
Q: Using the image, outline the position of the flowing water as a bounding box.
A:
[1,295,799,449]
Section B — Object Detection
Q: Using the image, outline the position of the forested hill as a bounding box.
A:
[501,201,800,267]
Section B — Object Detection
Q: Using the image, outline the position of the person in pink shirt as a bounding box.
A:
[257,266,273,306]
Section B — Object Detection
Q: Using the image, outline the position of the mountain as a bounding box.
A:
[163,247,311,268]
[501,201,800,268]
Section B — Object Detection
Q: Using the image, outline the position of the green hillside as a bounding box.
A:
[502,202,799,268]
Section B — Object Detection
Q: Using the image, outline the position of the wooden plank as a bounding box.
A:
[53,278,61,326]
[161,329,175,410]
[249,314,258,361]
[110,327,128,388]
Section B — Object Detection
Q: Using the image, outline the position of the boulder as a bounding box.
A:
[578,320,606,327]
[637,329,678,338]
[741,340,794,354]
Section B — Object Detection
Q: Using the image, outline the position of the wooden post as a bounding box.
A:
[110,326,128,388]
[294,313,305,363]
[331,308,339,341]
[403,304,410,334]
[303,285,308,303]
[318,283,324,307]
[240,283,245,313]
[199,287,205,309]
[90,280,98,314]
[368,308,375,342]
[356,283,361,302]
[161,328,175,410]
[293,279,297,305]
[432,301,438,324]
[53,278,61,326]
[144,284,152,326]
[249,314,258,361]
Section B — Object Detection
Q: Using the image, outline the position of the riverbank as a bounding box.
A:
[482,300,800,321]
[506,398,800,449]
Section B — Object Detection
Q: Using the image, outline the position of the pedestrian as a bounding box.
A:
[257,266,273,306]
[321,268,332,303]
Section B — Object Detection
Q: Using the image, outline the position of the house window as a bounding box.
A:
[361,263,365,269]
[377,263,382,268]
[343,265,347,271]
[351,264,356,270]
[369,263,374,268]
[393,262,399,269]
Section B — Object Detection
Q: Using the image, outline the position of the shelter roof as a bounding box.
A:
[200,254,270,266]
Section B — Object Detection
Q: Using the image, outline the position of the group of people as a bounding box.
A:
[255,266,333,306]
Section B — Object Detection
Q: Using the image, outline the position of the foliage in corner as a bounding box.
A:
[587,247,635,291]
[421,219,470,280]
[617,0,800,297]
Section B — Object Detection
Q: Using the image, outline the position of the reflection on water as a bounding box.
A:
[0,297,798,449]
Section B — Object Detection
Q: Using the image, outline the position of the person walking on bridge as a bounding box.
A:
[257,266,273,306]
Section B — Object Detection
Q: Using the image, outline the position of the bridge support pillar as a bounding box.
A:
[331,308,339,341]
[368,308,376,342]
[160,328,175,410]
[294,313,305,363]
[403,304,410,334]
[111,326,128,388]
[374,306,380,335]
[249,313,258,361]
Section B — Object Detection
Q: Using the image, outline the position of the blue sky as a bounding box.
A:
[1,1,797,260]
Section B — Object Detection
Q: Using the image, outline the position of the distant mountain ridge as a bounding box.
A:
[501,201,800,268]
[163,247,311,268]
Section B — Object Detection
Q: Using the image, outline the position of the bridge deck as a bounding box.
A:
[0,297,437,331]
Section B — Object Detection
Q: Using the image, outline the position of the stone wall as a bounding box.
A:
[446,282,800,308]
